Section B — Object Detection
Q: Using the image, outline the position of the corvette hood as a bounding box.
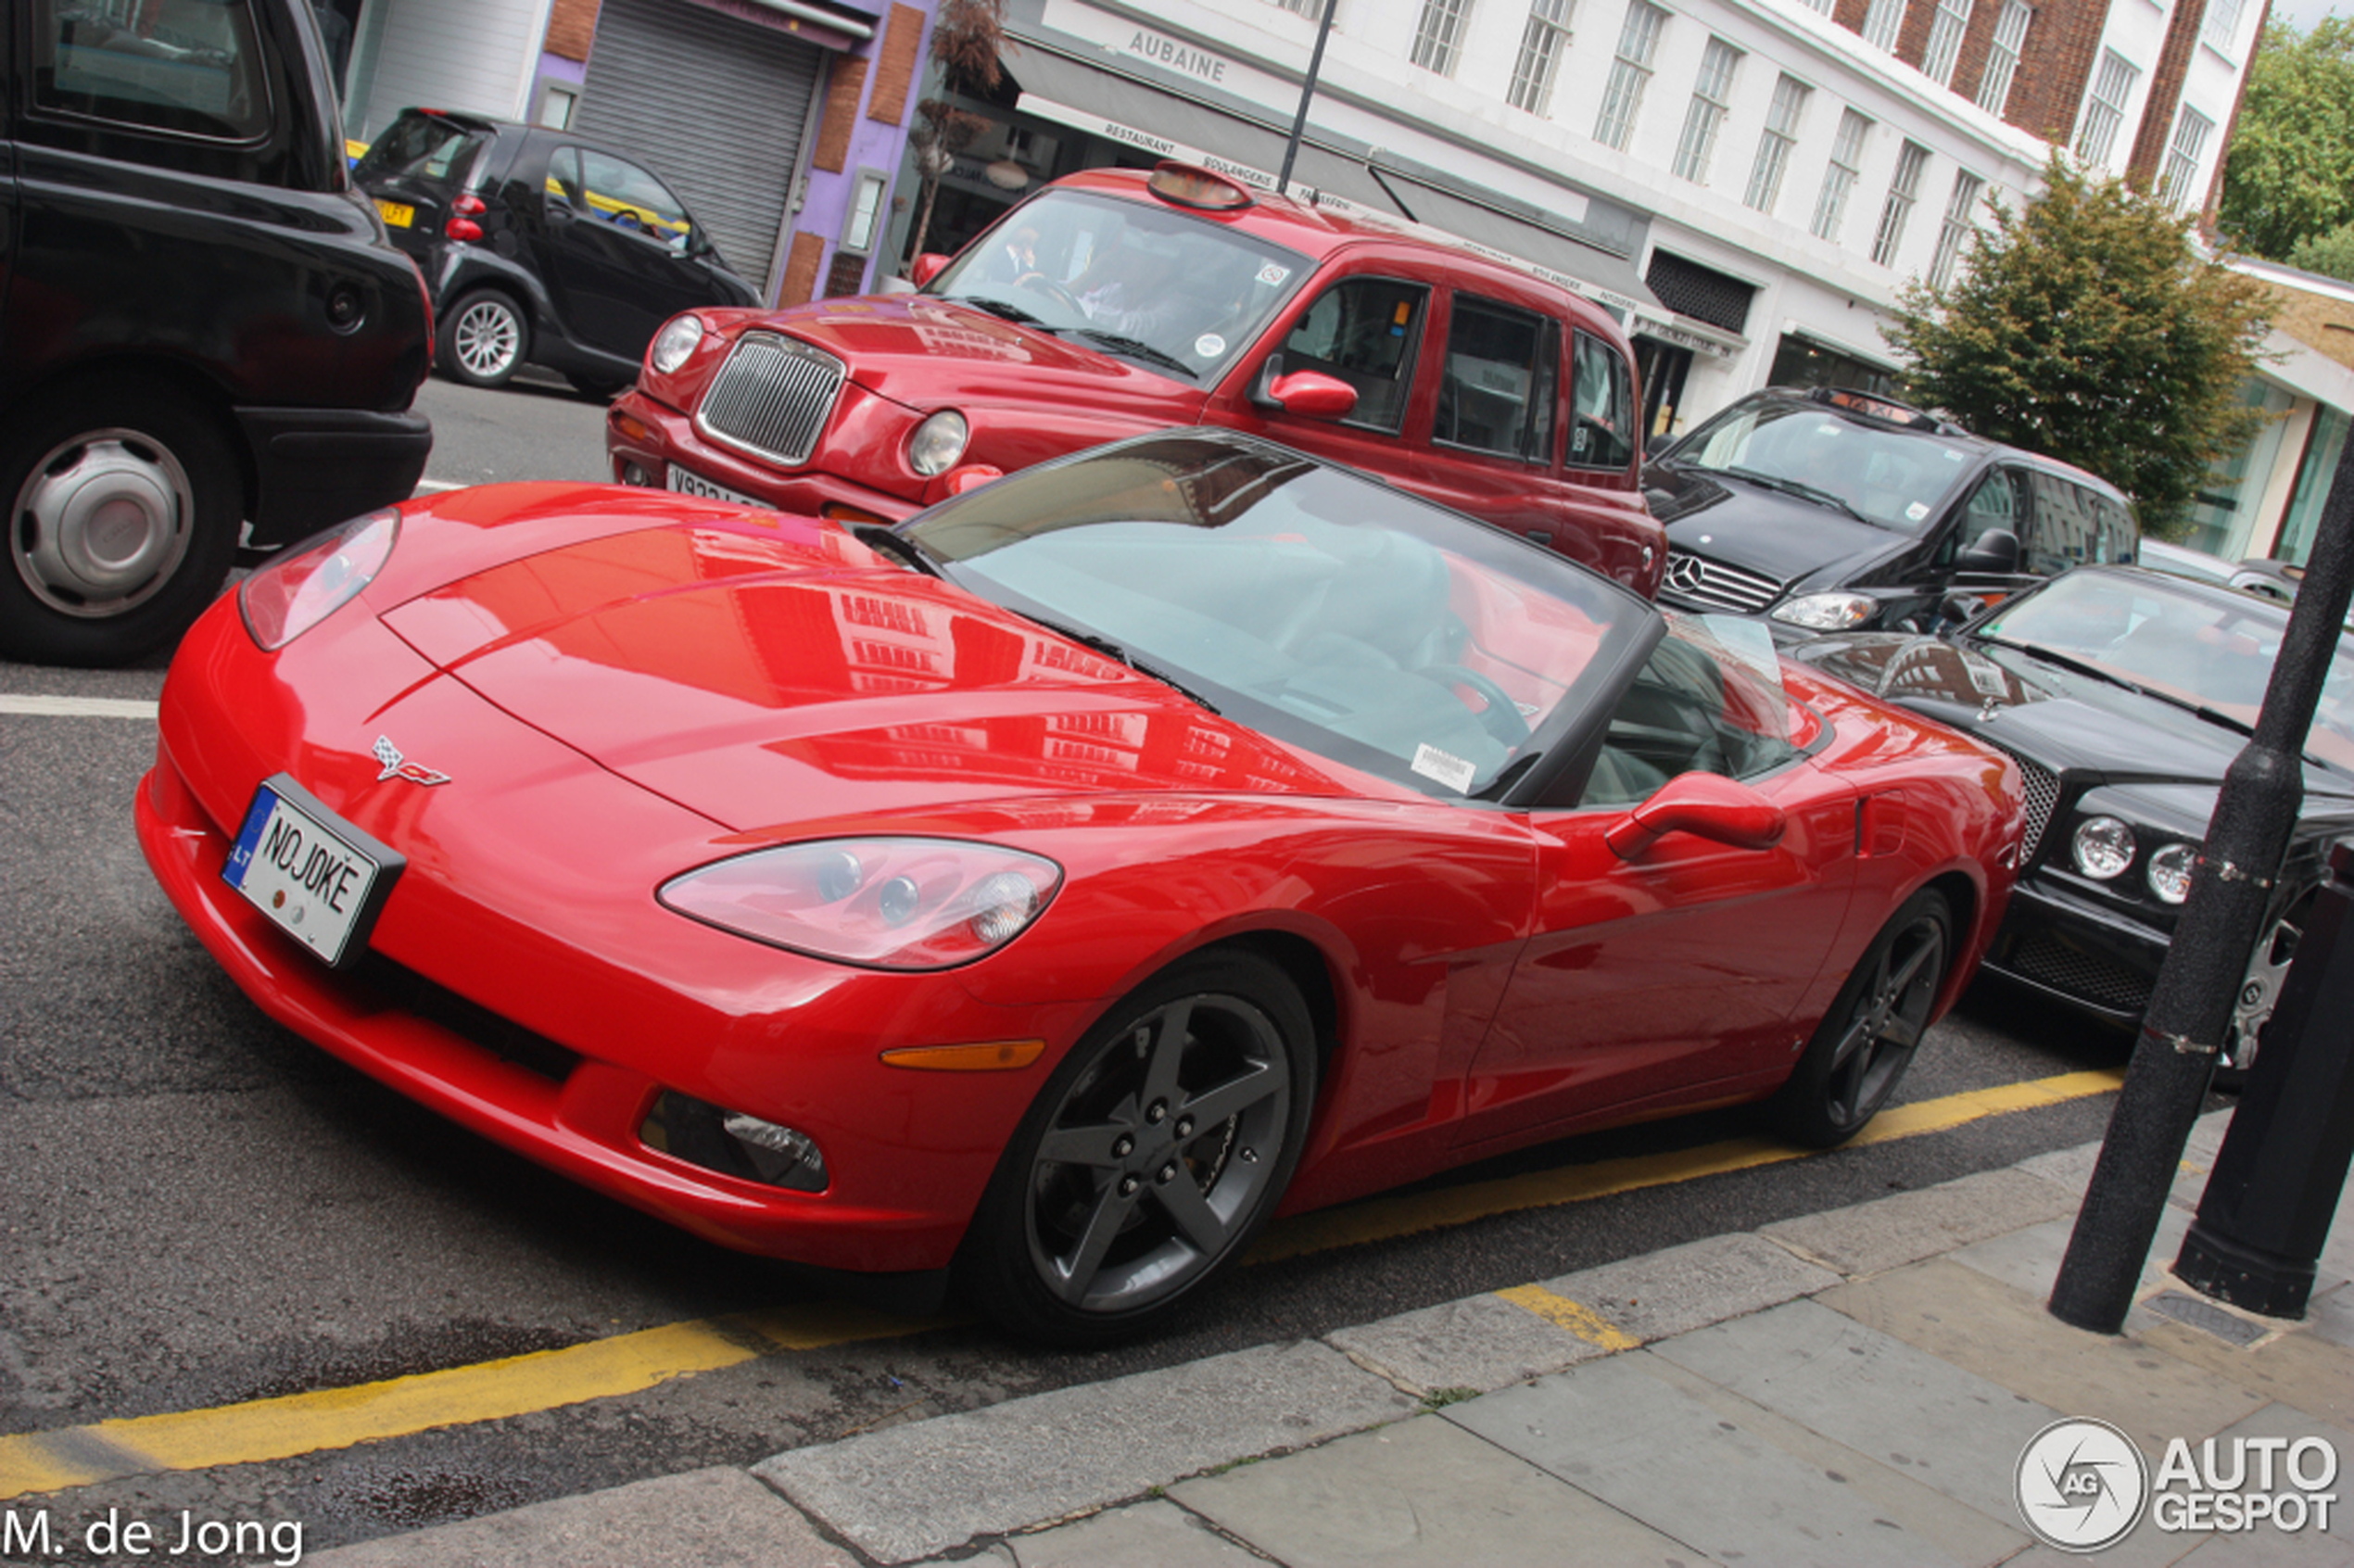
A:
[376,513,1341,831]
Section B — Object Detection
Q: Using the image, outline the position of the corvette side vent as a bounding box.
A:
[1658,550,1782,614]
[1984,742,2060,863]
[695,333,847,469]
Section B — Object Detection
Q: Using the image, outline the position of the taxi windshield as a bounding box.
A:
[929,189,1311,385]
[1667,400,1975,534]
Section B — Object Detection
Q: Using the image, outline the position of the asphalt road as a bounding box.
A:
[0,374,2157,1558]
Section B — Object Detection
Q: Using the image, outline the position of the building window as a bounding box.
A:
[2202,0,2246,54]
[1921,0,1973,85]
[1861,0,1906,52]
[538,84,578,130]
[1977,0,2030,116]
[1412,0,1474,74]
[1595,1,1668,151]
[1510,0,1576,114]
[1794,0,1834,14]
[1271,0,1325,13]
[1928,171,1983,286]
[2160,107,2214,209]
[2074,50,2138,166]
[1745,74,1811,213]
[1673,37,1743,183]
[1812,107,1872,241]
[1871,140,1929,266]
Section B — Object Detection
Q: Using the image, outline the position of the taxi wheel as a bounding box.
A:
[0,381,239,666]
[959,951,1316,1346]
[1772,888,1952,1147]
[439,290,529,387]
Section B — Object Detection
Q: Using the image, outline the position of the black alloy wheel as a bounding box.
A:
[1773,888,1953,1147]
[960,951,1317,1346]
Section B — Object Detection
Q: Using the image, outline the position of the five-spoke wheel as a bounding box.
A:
[1772,888,1952,1146]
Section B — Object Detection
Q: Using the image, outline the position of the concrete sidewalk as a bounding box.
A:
[313,1110,2354,1567]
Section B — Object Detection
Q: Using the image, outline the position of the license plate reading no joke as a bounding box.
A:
[224,776,403,967]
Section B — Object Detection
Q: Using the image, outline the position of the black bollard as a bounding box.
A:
[2175,842,2354,1318]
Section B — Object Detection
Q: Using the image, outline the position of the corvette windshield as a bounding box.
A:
[1668,401,1973,534]
[904,434,1643,799]
[1979,569,2354,773]
[928,189,1310,384]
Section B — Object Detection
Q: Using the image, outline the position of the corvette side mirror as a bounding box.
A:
[1604,771,1788,860]
[1264,370,1358,420]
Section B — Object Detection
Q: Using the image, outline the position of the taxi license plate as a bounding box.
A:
[374,198,413,228]
[223,776,403,968]
[666,465,763,507]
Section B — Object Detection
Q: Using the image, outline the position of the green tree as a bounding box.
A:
[2217,18,2354,259]
[1889,157,2273,537]
[2287,219,2354,283]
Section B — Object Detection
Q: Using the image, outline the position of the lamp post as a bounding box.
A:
[1277,0,1339,196]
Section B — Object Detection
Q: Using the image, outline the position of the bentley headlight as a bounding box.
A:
[659,837,1061,969]
[907,410,970,476]
[1770,593,1877,631]
[649,313,704,373]
[2071,816,2136,880]
[2147,841,2196,904]
[239,508,399,650]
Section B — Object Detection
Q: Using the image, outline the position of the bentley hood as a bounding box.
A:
[374,501,1341,831]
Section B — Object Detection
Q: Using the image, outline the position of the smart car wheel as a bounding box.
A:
[962,951,1316,1346]
[0,383,239,666]
[439,290,529,386]
[1772,888,1952,1147]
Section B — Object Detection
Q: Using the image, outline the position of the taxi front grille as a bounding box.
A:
[695,333,847,469]
[1658,550,1783,614]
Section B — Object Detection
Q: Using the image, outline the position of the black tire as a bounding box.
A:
[566,373,631,400]
[0,382,240,666]
[957,950,1318,1347]
[1772,888,1953,1147]
[437,290,529,387]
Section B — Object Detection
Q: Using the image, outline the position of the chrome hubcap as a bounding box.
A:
[10,428,194,618]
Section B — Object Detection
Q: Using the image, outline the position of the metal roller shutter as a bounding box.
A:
[575,0,822,296]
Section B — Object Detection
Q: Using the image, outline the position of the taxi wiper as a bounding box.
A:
[1025,614,1221,714]
[961,297,1047,327]
[849,522,941,576]
[1723,467,1875,525]
[1074,330,1199,381]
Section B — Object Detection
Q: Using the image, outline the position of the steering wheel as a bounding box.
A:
[1433,664,1531,747]
[1015,272,1083,314]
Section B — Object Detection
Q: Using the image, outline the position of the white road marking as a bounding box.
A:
[0,695,160,719]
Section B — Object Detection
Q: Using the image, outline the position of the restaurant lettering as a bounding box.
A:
[1125,30,1229,84]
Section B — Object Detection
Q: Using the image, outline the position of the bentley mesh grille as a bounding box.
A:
[1658,550,1783,614]
[694,333,847,469]
[1984,742,2060,863]
[2008,931,2152,1013]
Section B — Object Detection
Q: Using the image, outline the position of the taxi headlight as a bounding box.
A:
[238,509,399,650]
[2147,841,2196,904]
[660,837,1061,969]
[1770,592,1878,631]
[908,411,970,476]
[649,314,704,374]
[2071,816,2136,880]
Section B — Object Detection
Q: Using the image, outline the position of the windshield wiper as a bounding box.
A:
[1722,467,1876,525]
[849,522,941,576]
[1073,330,1199,381]
[958,296,1048,327]
[1025,614,1221,714]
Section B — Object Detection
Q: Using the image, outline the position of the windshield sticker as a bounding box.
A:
[1256,261,1292,287]
[1944,449,1966,462]
[1411,742,1478,793]
[1195,333,1226,359]
[1906,501,1931,521]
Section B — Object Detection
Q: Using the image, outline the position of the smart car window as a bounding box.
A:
[353,115,487,183]
[35,0,270,142]
[1436,295,1558,462]
[1569,332,1635,471]
[1280,278,1427,434]
[1581,613,1804,807]
[578,148,694,247]
[543,146,582,209]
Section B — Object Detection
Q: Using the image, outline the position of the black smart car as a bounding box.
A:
[1646,386,2137,635]
[1794,564,2354,1076]
[356,108,759,394]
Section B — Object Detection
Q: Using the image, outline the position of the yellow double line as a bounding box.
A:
[0,1067,2122,1500]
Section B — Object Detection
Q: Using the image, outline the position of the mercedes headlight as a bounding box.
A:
[2147,841,2196,904]
[907,410,970,476]
[2071,816,2136,880]
[660,837,1061,969]
[649,314,705,373]
[1770,593,1877,631]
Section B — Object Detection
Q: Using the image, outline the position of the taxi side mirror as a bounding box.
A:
[911,252,952,288]
[1264,370,1358,420]
[1604,771,1788,860]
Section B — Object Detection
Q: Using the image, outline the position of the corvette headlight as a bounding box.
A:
[659,837,1062,969]
[239,508,399,650]
[1770,592,1877,630]
[2147,841,2196,904]
[2071,816,2135,880]
[649,314,704,373]
[907,410,969,476]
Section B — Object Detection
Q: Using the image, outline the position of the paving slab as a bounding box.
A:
[2016,1140,2102,1197]
[1445,1348,2024,1567]
[1000,1498,1269,1567]
[1950,1206,2194,1303]
[1820,1257,2271,1454]
[1542,1230,1841,1343]
[304,1466,854,1568]
[753,1339,1416,1564]
[1170,1410,1716,1568]
[1325,1290,1609,1397]
[1650,1296,2055,1520]
[1762,1167,2080,1278]
[2137,1316,2354,1434]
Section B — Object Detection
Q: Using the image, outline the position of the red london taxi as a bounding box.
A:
[605,162,1664,596]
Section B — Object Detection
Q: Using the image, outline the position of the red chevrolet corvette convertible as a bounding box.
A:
[139,429,2021,1343]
